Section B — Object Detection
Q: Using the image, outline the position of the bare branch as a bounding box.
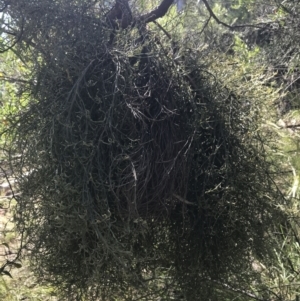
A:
[153,20,171,40]
[201,0,266,30]
[134,0,264,31]
[199,15,211,36]
[139,0,174,23]
[285,124,300,129]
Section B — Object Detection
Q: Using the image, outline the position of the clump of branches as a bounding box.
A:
[0,0,287,300]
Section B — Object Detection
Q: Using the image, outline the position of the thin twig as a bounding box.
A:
[199,15,211,36]
[212,280,270,301]
[201,0,267,30]
[153,20,171,40]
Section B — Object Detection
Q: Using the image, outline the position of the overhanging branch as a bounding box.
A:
[138,0,174,23]
[201,0,266,30]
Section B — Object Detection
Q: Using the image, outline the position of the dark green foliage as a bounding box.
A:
[1,0,287,300]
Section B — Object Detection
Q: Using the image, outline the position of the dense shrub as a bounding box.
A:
[1,0,286,299]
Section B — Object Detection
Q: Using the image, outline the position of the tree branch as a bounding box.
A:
[201,0,266,30]
[138,0,174,23]
[135,0,264,30]
[153,20,171,39]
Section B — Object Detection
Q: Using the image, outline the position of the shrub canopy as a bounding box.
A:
[1,0,286,300]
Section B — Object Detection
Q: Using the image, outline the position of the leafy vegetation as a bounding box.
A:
[0,0,300,300]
